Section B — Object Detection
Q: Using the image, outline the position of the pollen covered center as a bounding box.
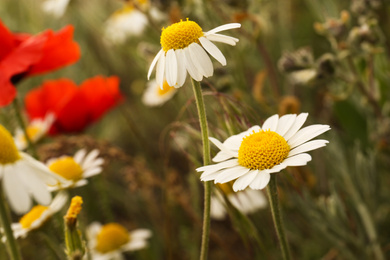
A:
[238,130,290,170]
[19,205,48,229]
[161,19,204,52]
[95,223,130,253]
[157,81,175,96]
[48,157,83,181]
[0,125,20,165]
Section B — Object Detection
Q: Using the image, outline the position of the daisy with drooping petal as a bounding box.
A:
[46,149,104,191]
[86,222,152,260]
[13,113,55,150]
[197,113,330,191]
[147,19,241,88]
[211,183,267,220]
[142,79,178,106]
[0,124,69,214]
[11,191,68,238]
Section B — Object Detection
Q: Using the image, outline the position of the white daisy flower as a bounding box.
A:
[104,4,149,44]
[142,79,178,106]
[0,125,68,214]
[197,113,330,191]
[211,183,267,220]
[86,222,152,260]
[42,0,71,18]
[13,113,55,151]
[147,19,241,88]
[46,149,104,191]
[11,192,68,239]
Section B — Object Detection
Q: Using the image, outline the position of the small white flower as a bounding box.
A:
[0,125,68,214]
[211,183,267,220]
[42,0,71,18]
[148,19,241,88]
[14,113,55,150]
[46,149,104,191]
[86,222,152,260]
[142,79,178,106]
[11,192,68,239]
[104,4,149,44]
[197,113,330,191]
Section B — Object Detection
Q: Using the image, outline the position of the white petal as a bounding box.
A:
[205,23,241,35]
[130,229,153,239]
[197,158,239,172]
[275,114,297,137]
[262,114,279,131]
[83,167,103,178]
[189,43,213,78]
[85,158,104,169]
[147,49,163,79]
[49,191,69,212]
[73,149,87,164]
[81,149,100,169]
[288,125,330,149]
[282,153,312,167]
[288,140,329,157]
[222,134,243,151]
[199,37,226,66]
[3,170,31,214]
[175,49,187,87]
[209,137,238,157]
[183,47,203,81]
[212,151,235,162]
[201,171,222,181]
[214,165,250,183]
[249,170,271,190]
[156,52,166,88]
[205,34,239,46]
[124,240,148,251]
[165,49,178,87]
[232,170,259,191]
[283,113,308,141]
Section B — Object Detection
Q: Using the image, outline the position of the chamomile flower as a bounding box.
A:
[11,192,68,239]
[42,0,71,18]
[46,149,104,191]
[142,79,178,106]
[86,222,152,260]
[211,183,267,220]
[13,113,55,150]
[197,113,330,191]
[147,19,241,88]
[0,125,68,214]
[104,3,149,44]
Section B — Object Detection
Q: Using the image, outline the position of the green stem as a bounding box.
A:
[190,79,212,260]
[12,98,38,158]
[266,175,291,260]
[0,184,23,260]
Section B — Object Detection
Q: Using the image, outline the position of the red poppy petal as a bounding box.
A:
[27,25,81,76]
[0,20,15,60]
[0,77,16,107]
[80,76,124,120]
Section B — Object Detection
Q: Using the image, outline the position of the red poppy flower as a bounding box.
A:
[0,20,80,107]
[25,76,124,134]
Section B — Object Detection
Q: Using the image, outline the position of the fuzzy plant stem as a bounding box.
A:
[266,175,291,260]
[12,98,38,158]
[191,79,212,260]
[0,185,23,260]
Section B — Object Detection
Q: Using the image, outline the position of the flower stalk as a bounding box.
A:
[0,184,23,260]
[190,78,212,260]
[266,175,291,260]
[64,196,85,260]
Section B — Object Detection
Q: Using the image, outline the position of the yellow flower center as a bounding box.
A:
[95,223,130,253]
[157,81,175,96]
[48,157,83,181]
[0,125,20,165]
[238,130,290,170]
[217,182,234,195]
[19,205,48,229]
[161,19,204,52]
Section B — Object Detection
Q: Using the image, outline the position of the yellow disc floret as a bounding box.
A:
[48,157,83,181]
[19,205,49,229]
[65,196,83,220]
[161,19,204,52]
[157,81,175,96]
[238,130,290,170]
[0,125,21,165]
[95,223,130,253]
[217,182,234,195]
